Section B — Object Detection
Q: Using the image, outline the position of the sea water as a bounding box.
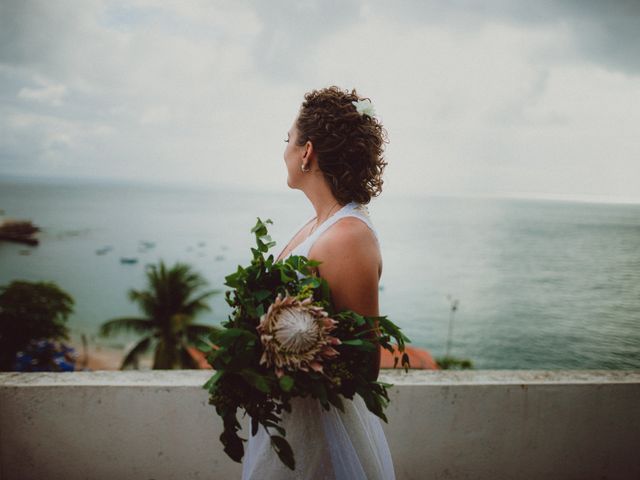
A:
[1,176,638,369]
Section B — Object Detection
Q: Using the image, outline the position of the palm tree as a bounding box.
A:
[99,260,222,370]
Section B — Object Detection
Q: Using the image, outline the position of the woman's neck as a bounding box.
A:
[304,189,344,222]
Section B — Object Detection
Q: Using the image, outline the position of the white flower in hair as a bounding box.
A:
[351,98,376,118]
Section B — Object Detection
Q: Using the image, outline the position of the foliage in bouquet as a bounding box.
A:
[201,218,410,470]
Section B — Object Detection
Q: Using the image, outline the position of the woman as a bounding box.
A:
[241,86,395,479]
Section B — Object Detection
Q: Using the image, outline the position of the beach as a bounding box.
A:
[67,340,154,371]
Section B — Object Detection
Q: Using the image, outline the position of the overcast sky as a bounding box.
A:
[1,0,639,202]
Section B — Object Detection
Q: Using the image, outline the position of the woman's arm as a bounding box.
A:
[308,218,382,380]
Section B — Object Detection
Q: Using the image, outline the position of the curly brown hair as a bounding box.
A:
[295,86,388,205]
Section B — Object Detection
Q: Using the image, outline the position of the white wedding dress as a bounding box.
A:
[241,201,396,480]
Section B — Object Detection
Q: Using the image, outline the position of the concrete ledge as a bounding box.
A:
[2,370,639,479]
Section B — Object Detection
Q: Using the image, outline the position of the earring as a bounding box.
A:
[301,163,310,172]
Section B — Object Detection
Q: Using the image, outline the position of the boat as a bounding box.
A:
[120,257,138,264]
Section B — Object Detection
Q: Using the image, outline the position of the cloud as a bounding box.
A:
[0,0,639,201]
[367,0,640,75]
[0,0,101,73]
[301,12,640,198]
[18,78,67,106]
[248,0,362,81]
[501,0,640,75]
[139,105,171,125]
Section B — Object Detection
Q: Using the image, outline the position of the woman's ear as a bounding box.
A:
[303,140,314,160]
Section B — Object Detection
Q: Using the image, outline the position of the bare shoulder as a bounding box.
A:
[309,216,380,266]
[307,216,382,315]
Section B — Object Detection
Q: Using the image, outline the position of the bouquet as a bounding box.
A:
[201,217,410,470]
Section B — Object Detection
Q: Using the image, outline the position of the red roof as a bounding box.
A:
[380,344,439,370]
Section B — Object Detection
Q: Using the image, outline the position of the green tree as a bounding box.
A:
[435,355,474,370]
[0,280,74,371]
[99,260,221,369]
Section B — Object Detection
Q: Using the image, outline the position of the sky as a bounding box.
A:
[1,0,639,202]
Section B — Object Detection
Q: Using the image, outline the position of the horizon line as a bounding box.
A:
[1,173,639,206]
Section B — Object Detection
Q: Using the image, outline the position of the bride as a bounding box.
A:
[241,86,395,479]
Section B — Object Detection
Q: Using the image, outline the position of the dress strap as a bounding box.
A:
[284,202,380,261]
[305,202,379,250]
[275,215,315,261]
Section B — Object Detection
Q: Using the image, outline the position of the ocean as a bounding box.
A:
[1,176,639,369]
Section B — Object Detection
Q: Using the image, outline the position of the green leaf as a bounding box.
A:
[287,255,303,270]
[224,266,246,288]
[264,420,286,436]
[327,390,345,412]
[279,268,295,283]
[341,339,377,352]
[240,369,271,393]
[402,352,411,372]
[374,380,394,388]
[319,278,331,303]
[196,339,213,352]
[221,327,253,339]
[309,380,328,406]
[358,389,388,423]
[221,428,244,463]
[254,289,272,302]
[202,369,223,390]
[378,316,411,344]
[270,436,295,471]
[207,327,223,343]
[278,375,294,392]
[251,217,272,235]
[301,276,321,288]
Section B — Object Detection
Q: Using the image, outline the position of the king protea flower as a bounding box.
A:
[257,293,341,378]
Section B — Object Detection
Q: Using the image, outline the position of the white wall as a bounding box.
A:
[1,370,639,479]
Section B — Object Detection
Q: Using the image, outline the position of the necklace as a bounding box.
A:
[308,201,340,238]
[276,200,343,262]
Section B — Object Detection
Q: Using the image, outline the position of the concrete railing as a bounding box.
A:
[1,370,639,479]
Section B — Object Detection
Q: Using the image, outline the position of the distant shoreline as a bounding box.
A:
[2,174,639,206]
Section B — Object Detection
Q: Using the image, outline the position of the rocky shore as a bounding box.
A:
[0,218,40,246]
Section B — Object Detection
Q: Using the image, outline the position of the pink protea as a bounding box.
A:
[257,293,341,378]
